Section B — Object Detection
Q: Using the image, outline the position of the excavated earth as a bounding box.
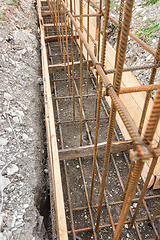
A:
[0,0,160,239]
[0,0,55,239]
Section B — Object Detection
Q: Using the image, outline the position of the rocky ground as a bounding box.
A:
[0,0,159,239]
[107,0,160,96]
[0,0,52,239]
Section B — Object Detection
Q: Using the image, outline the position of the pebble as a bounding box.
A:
[133,203,137,208]
[2,176,11,191]
[0,138,8,146]
[5,127,12,133]
[124,224,129,229]
[4,93,13,101]
[13,117,19,124]
[15,219,23,226]
[44,169,48,174]
[23,204,29,209]
[7,164,19,175]
[20,80,26,87]
[17,215,23,219]
[22,133,31,141]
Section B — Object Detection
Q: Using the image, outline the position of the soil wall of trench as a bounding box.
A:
[0,0,56,239]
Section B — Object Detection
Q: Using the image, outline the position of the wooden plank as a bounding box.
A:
[44,23,55,27]
[58,140,133,161]
[42,11,65,16]
[45,35,79,43]
[48,60,93,73]
[37,0,68,238]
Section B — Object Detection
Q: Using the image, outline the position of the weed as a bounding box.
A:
[136,23,159,42]
[110,0,120,10]
[0,11,6,21]
[12,0,20,6]
[147,0,159,5]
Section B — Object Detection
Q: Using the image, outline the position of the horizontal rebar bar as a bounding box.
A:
[65,194,160,212]
[104,62,160,74]
[54,94,95,99]
[67,215,160,234]
[56,117,109,124]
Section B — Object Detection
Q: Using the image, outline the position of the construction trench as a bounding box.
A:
[37,0,160,239]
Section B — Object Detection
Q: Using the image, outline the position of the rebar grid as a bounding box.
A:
[39,0,160,239]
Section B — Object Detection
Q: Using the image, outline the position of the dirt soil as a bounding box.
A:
[0,0,160,239]
[107,0,160,96]
[0,0,55,239]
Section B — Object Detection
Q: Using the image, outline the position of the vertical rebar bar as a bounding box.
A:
[56,0,63,62]
[64,8,71,96]
[70,0,75,120]
[131,84,160,226]
[96,0,134,232]
[114,72,160,240]
[90,0,110,206]
[138,37,160,134]
[152,201,160,221]
[95,0,102,117]
[80,0,83,146]
[123,158,134,199]
[86,0,90,95]
[73,0,79,60]
[113,0,124,86]
[60,0,67,74]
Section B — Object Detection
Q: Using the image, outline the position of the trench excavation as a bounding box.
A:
[37,0,160,239]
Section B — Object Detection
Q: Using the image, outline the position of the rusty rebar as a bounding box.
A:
[70,0,76,120]
[130,84,160,226]
[78,158,98,239]
[62,1,150,158]
[86,0,90,95]
[94,0,102,118]
[114,69,160,240]
[64,8,71,96]
[113,0,124,86]
[80,0,83,146]
[138,37,160,134]
[90,0,110,206]
[60,1,67,74]
[56,0,63,62]
[152,201,160,221]
[96,0,135,232]
[123,158,134,199]
[119,83,160,95]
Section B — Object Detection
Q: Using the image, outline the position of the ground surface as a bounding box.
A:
[108,0,160,95]
[0,0,52,239]
[0,0,160,239]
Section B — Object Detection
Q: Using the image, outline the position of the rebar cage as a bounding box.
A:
[37,0,160,239]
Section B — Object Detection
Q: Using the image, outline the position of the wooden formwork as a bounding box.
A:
[37,0,160,239]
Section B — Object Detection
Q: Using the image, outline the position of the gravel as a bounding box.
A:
[0,0,52,239]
